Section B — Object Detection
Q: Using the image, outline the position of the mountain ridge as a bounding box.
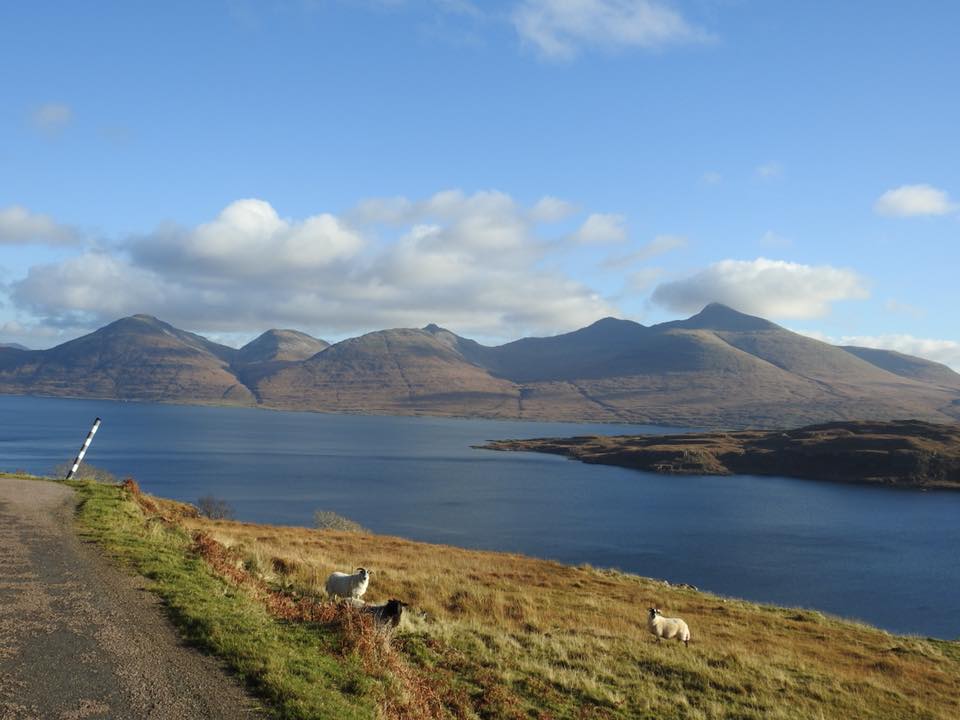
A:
[2,305,958,429]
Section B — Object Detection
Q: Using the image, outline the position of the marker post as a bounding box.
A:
[65,417,102,481]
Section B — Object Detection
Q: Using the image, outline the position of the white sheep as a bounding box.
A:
[647,607,691,647]
[325,567,370,600]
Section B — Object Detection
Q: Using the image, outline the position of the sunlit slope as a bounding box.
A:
[253,328,520,416]
[0,314,253,404]
[1,305,959,427]
[174,498,960,719]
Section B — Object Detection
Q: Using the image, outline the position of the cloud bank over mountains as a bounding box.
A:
[651,258,868,319]
[10,192,617,340]
[2,185,954,370]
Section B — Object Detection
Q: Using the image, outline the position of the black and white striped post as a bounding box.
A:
[65,417,101,481]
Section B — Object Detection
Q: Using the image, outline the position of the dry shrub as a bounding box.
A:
[193,531,253,587]
[197,495,235,520]
[313,509,368,533]
[121,477,160,514]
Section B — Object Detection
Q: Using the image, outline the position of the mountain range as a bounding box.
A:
[1,304,958,429]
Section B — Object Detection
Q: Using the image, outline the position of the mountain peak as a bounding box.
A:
[237,329,329,364]
[588,316,641,329]
[423,323,445,334]
[678,303,777,331]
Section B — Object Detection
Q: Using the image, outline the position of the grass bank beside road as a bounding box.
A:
[52,476,960,719]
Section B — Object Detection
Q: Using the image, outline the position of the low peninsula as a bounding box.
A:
[481,419,960,489]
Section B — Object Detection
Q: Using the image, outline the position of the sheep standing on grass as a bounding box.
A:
[325,567,370,600]
[647,607,691,647]
[363,599,409,628]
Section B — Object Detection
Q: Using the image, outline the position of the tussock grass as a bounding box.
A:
[72,480,377,719]
[179,513,960,719]
[63,475,960,719]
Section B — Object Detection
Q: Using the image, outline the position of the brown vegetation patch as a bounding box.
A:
[482,419,960,488]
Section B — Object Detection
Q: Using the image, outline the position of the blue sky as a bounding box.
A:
[1,1,958,367]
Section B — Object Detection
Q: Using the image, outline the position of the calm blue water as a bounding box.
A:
[2,395,958,639]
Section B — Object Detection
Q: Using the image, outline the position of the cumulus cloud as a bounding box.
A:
[530,195,577,223]
[651,258,869,319]
[0,318,77,350]
[14,253,169,319]
[12,192,618,340]
[512,0,710,60]
[30,103,73,134]
[130,199,364,280]
[0,206,78,245]
[573,213,627,244]
[873,184,957,217]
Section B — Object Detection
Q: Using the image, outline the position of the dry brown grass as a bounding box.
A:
[162,500,960,720]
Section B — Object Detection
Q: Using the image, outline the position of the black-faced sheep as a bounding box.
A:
[325,567,370,600]
[647,607,691,647]
[363,598,409,628]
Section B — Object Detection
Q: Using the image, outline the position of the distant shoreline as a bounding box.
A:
[0,390,687,429]
[480,419,960,490]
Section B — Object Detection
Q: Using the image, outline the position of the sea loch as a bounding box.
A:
[2,394,958,639]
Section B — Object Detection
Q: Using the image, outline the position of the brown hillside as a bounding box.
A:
[1,306,958,428]
[0,315,253,404]
[254,328,520,416]
[235,329,329,364]
[483,419,960,488]
[844,345,960,391]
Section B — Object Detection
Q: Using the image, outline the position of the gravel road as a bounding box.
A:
[0,477,260,719]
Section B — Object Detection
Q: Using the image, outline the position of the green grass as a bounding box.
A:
[72,480,378,720]
[10,471,957,719]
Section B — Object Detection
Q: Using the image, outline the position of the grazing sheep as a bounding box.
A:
[647,607,691,647]
[325,567,370,600]
[363,598,409,628]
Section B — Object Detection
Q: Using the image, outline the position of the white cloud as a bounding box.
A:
[573,213,627,244]
[530,195,577,222]
[700,171,722,185]
[30,103,73,134]
[512,0,710,60]
[0,206,78,245]
[873,184,957,217]
[131,199,364,279]
[12,192,618,341]
[13,253,169,318]
[651,257,869,319]
[0,318,76,350]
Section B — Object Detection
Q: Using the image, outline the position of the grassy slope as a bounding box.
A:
[14,473,956,719]
[70,480,377,719]
[189,517,960,720]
